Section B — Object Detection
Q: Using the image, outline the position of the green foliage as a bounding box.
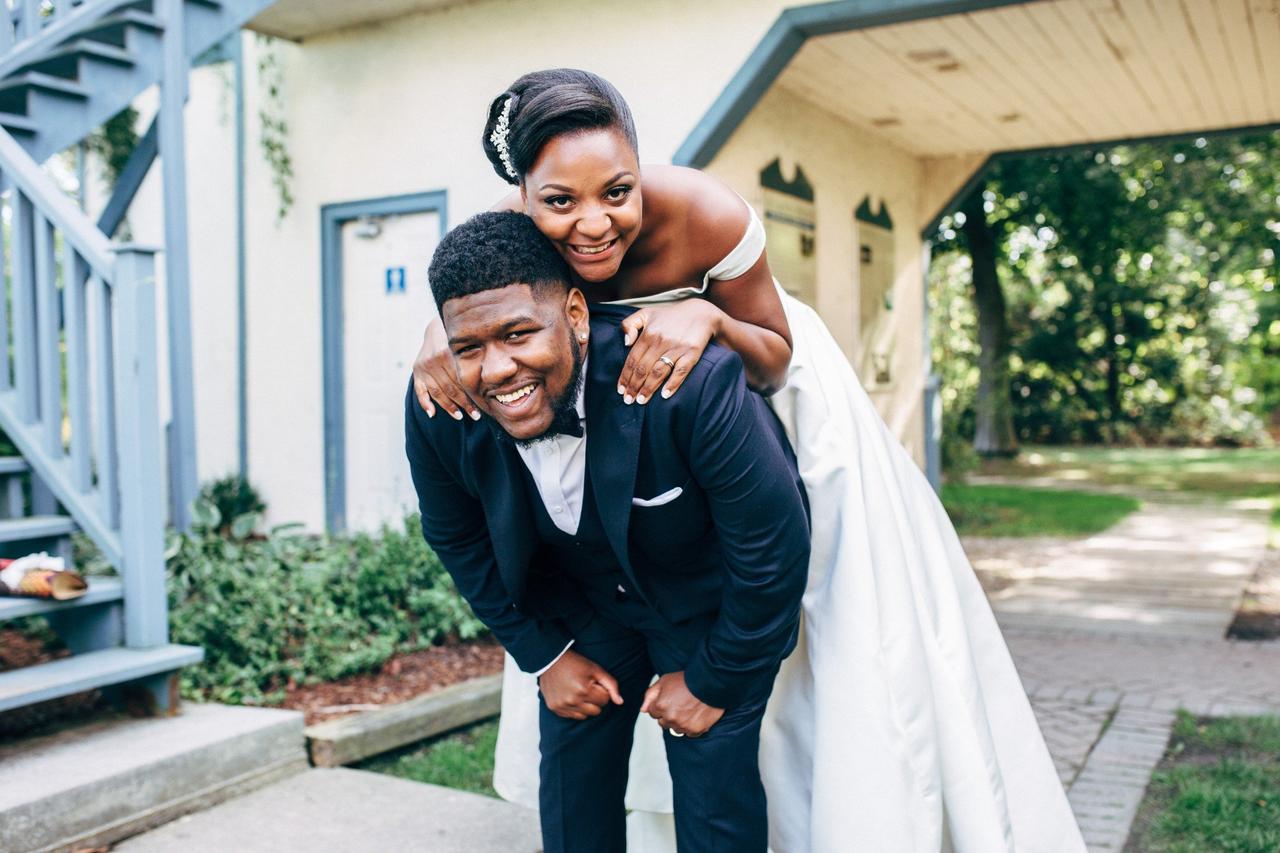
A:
[197,474,267,533]
[361,719,499,797]
[255,35,294,223]
[85,107,141,187]
[940,483,1138,537]
[166,506,486,705]
[933,130,1279,447]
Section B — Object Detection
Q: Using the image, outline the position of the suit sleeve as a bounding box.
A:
[404,388,571,673]
[680,355,810,710]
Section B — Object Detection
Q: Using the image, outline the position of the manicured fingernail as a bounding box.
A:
[661,388,673,399]
[624,334,634,346]
[623,394,634,405]
[636,394,647,405]
[469,410,481,421]
[617,384,626,395]
[451,410,463,421]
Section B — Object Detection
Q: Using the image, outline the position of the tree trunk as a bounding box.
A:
[961,189,1019,457]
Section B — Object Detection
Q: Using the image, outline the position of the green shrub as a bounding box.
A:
[166,502,486,705]
[197,474,267,533]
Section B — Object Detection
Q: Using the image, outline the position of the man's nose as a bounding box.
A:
[481,345,518,384]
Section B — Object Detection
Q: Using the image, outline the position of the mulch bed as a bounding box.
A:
[0,626,106,740]
[1226,548,1280,641]
[280,637,505,726]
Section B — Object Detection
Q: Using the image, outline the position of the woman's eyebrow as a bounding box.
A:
[539,171,635,192]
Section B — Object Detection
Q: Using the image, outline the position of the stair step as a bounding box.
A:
[0,576,122,622]
[0,70,91,101]
[73,8,164,49]
[0,644,204,712]
[0,515,77,543]
[0,456,32,474]
[22,38,137,80]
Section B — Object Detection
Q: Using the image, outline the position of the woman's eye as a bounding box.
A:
[546,196,572,209]
[606,185,633,201]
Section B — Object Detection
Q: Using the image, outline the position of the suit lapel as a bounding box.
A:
[466,427,537,603]
[585,348,643,577]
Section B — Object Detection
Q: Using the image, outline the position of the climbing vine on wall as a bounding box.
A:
[255,34,294,223]
[85,106,140,186]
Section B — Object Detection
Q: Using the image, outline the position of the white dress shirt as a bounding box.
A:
[514,365,587,675]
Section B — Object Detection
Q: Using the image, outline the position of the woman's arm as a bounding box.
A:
[618,171,792,401]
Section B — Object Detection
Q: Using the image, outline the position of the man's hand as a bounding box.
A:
[640,672,724,737]
[537,649,624,720]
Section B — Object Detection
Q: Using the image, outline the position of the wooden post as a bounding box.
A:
[158,0,198,531]
[112,246,168,649]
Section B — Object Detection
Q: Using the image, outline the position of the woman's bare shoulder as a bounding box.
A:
[641,166,750,265]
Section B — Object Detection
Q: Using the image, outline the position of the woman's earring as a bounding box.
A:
[579,332,588,341]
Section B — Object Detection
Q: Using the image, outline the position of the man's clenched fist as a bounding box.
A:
[640,672,724,737]
[538,649,624,720]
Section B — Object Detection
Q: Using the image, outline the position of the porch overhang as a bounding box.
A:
[676,0,1280,225]
[248,0,470,41]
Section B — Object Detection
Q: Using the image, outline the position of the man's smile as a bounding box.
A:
[489,380,545,419]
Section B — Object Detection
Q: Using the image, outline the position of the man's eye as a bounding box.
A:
[506,331,529,343]
[606,185,632,201]
[454,345,479,357]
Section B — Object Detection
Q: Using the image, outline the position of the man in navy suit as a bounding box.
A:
[404,212,809,853]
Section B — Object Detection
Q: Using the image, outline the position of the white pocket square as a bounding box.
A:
[632,486,683,507]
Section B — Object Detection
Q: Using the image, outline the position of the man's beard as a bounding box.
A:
[486,328,585,448]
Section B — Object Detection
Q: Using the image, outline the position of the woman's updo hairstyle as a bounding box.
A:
[482,68,638,186]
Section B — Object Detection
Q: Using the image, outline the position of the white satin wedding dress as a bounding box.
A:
[492,203,1086,853]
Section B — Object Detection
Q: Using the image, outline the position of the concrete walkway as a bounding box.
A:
[114,489,1277,853]
[114,768,542,853]
[973,488,1279,851]
[966,495,1268,639]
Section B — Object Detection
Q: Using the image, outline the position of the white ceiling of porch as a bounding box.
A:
[250,0,471,40]
[778,0,1280,157]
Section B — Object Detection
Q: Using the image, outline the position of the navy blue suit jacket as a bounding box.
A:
[404,303,810,709]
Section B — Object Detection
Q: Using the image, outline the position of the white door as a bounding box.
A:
[341,210,441,532]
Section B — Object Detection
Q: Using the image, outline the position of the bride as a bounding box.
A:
[412,68,1085,853]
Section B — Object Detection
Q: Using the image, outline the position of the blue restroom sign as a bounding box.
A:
[385,266,406,294]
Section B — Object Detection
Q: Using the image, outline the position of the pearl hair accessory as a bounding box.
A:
[489,96,518,182]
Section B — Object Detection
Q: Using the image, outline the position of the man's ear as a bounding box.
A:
[565,288,589,340]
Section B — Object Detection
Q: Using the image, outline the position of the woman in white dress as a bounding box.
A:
[413,69,1085,853]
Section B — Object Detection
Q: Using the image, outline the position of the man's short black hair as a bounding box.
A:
[428,211,572,312]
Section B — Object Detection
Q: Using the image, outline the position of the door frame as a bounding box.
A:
[319,189,448,533]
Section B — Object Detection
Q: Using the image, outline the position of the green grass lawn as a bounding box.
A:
[1125,712,1280,853]
[979,446,1280,499]
[942,483,1140,537]
[360,719,499,797]
[976,445,1280,542]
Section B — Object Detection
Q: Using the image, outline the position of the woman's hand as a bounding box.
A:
[413,318,480,420]
[617,300,723,404]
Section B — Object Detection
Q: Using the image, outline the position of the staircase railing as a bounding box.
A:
[0,124,168,647]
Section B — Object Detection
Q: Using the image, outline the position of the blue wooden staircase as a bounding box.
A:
[0,0,274,718]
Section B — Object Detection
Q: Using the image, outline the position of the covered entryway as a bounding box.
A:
[676,0,1280,484]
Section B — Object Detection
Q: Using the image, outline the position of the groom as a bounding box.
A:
[404,212,809,853]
